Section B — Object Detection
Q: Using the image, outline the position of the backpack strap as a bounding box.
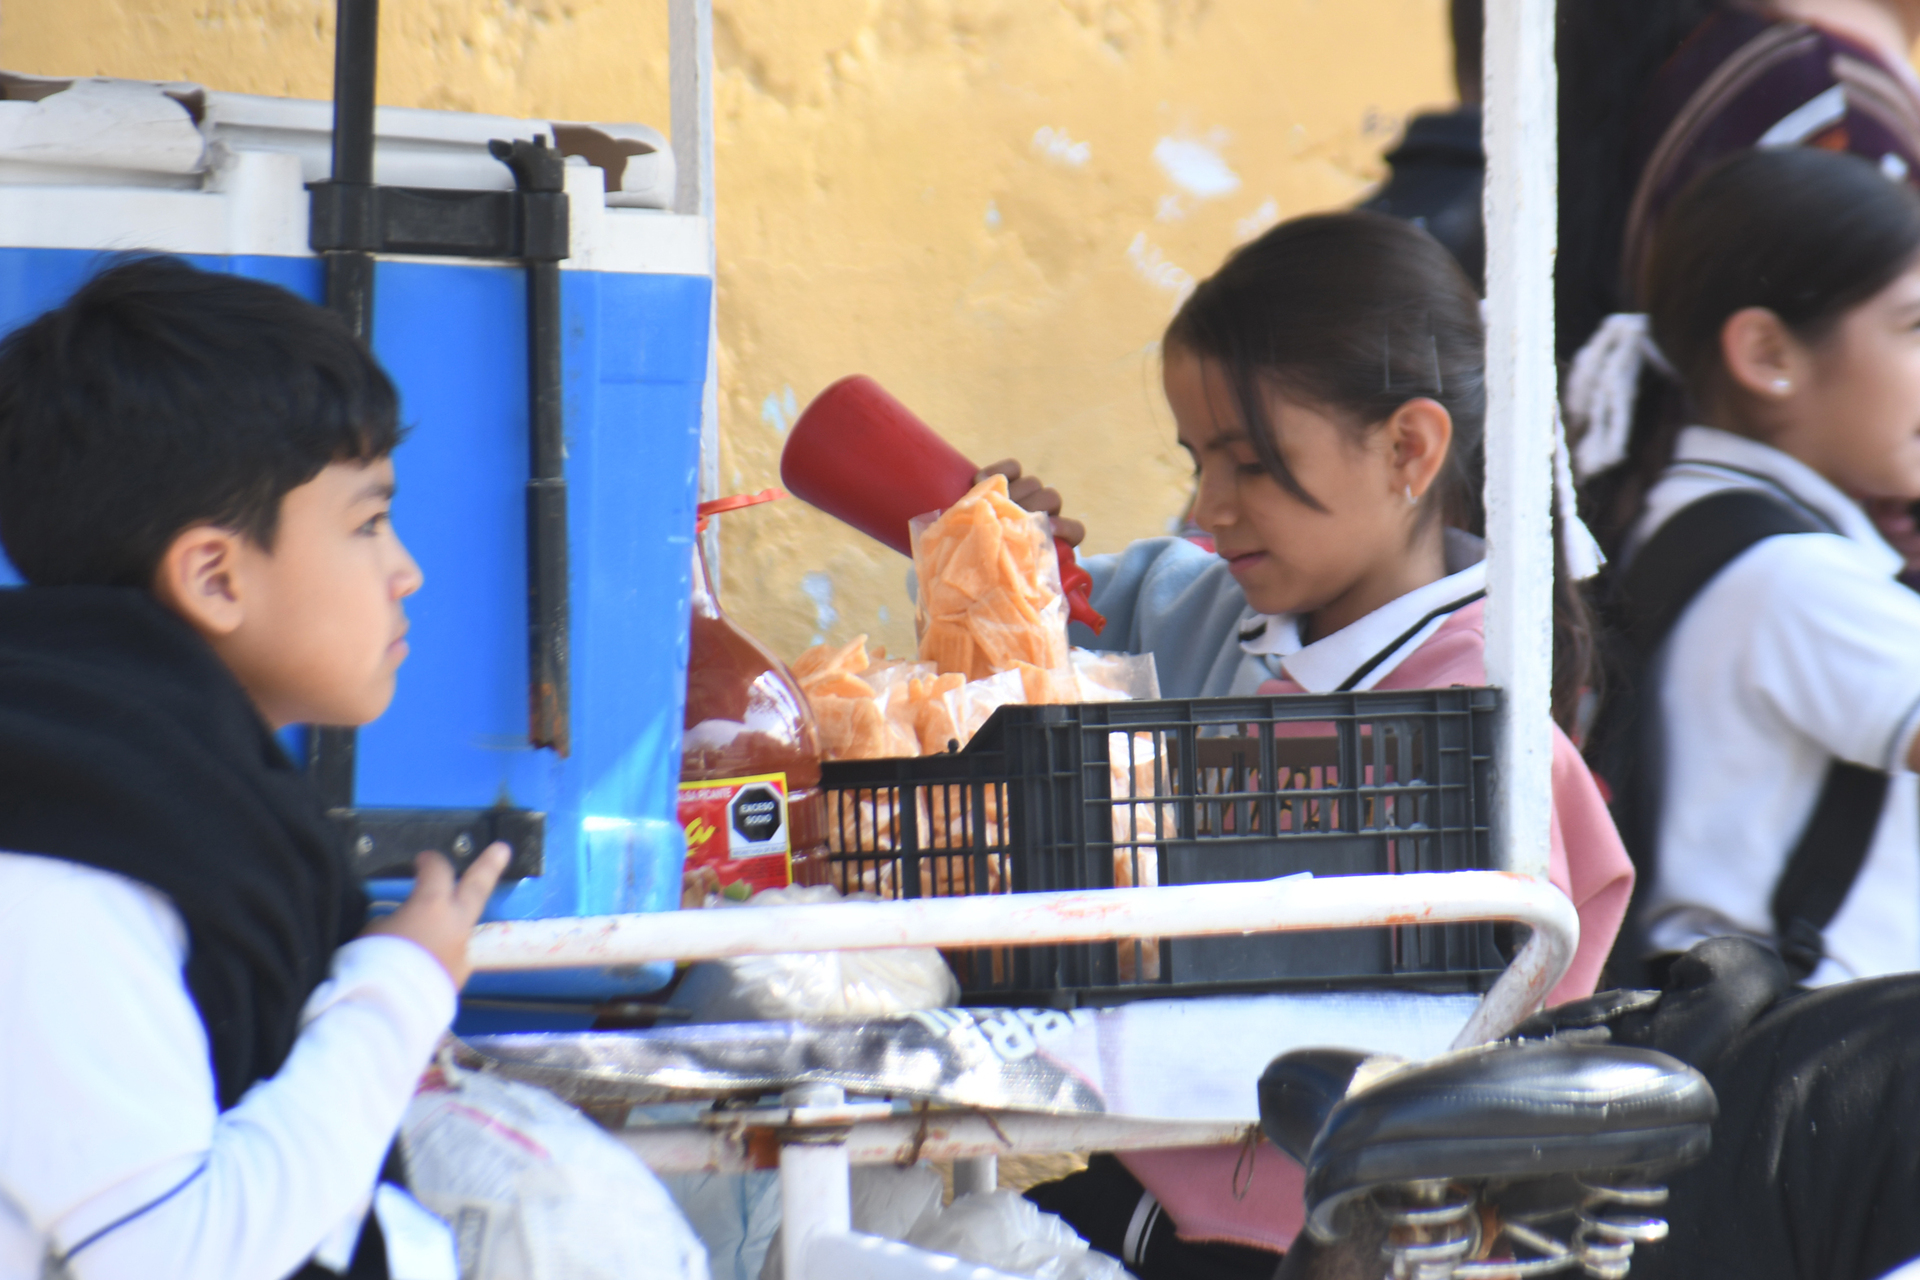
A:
[1601,488,1887,983]
[1769,762,1887,981]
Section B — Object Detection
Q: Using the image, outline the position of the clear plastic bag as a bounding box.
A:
[667,884,961,1022]
[906,1189,1134,1280]
[402,1059,710,1280]
[757,1163,947,1280]
[1070,648,1161,702]
[911,476,1069,681]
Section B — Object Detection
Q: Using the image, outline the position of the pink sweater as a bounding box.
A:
[1118,601,1635,1251]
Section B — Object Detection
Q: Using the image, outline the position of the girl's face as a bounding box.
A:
[1748,264,1920,502]
[1165,347,1451,636]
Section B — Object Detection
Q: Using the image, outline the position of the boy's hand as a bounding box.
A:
[976,459,1085,547]
[363,843,509,990]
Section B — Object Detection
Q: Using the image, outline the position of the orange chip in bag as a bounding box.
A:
[792,635,870,688]
[912,475,1069,682]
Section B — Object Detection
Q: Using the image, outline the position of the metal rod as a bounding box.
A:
[1480,0,1558,882]
[470,871,1579,1042]
[490,138,572,756]
[525,255,570,754]
[669,0,722,576]
[950,1155,997,1198]
[617,1112,1252,1176]
[311,0,381,806]
[330,0,378,189]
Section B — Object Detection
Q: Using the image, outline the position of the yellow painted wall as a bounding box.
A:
[1,0,1450,663]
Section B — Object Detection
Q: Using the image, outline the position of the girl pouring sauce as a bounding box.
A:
[1004,210,1633,1271]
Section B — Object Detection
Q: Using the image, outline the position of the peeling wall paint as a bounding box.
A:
[2,0,1451,665]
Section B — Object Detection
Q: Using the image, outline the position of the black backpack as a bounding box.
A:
[1585,489,1889,985]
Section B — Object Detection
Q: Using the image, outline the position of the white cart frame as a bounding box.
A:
[469,1,1563,1274]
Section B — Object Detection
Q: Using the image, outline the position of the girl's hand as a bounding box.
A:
[976,459,1086,547]
[363,843,510,990]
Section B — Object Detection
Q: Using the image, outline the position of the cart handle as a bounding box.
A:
[467,870,1576,1047]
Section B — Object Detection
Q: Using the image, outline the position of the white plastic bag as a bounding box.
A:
[757,1162,947,1280]
[401,1060,710,1280]
[668,884,960,1022]
[907,1189,1134,1280]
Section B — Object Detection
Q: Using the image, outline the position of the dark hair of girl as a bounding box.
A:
[1557,0,1726,362]
[1165,211,1595,730]
[1590,147,1920,546]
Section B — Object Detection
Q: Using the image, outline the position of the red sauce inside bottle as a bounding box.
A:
[680,541,829,891]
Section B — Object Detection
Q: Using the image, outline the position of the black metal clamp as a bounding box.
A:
[310,0,570,873]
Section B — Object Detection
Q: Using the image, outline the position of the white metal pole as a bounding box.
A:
[1480,0,1558,881]
[950,1155,997,1199]
[469,871,1579,1039]
[669,0,723,577]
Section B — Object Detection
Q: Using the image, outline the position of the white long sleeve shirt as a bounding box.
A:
[0,851,455,1280]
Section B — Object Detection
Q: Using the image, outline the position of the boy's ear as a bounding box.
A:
[151,525,247,637]
[1721,306,1804,401]
[1387,397,1454,501]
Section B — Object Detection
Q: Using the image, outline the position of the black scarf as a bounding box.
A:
[0,587,367,1106]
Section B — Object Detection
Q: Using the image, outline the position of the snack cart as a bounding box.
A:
[1,0,1697,1275]
[456,3,1681,1278]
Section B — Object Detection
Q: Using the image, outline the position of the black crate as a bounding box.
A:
[821,688,1505,1006]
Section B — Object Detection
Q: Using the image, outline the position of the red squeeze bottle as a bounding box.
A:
[780,375,1106,634]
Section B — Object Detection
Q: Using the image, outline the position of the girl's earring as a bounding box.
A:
[1404,485,1419,507]
[1771,378,1792,395]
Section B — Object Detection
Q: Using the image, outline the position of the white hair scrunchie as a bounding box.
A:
[1564,312,1675,480]
[1553,402,1607,581]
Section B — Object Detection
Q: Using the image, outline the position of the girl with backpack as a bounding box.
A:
[1574,146,1920,988]
[994,209,1634,1274]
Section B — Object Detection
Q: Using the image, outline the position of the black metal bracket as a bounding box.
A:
[309,0,574,872]
[308,179,569,260]
[335,806,546,881]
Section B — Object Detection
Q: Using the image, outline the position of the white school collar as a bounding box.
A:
[1665,426,1903,575]
[1236,555,1487,693]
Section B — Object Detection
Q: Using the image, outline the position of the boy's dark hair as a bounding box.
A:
[0,255,401,588]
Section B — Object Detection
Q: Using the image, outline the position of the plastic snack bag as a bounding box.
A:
[911,475,1070,681]
[1071,648,1161,702]
[667,883,960,1021]
[758,1163,947,1280]
[791,635,921,761]
[402,1059,710,1280]
[906,1190,1133,1280]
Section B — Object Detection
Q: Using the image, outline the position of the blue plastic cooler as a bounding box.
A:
[0,76,708,1001]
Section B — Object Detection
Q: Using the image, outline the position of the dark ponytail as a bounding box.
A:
[1592,147,1920,544]
[1557,0,1727,362]
[1166,211,1595,729]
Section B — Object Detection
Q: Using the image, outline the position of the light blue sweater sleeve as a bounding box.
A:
[1068,537,1267,698]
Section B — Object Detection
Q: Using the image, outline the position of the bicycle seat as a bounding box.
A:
[1261,1040,1716,1242]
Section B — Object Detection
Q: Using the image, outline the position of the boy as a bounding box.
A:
[0,256,508,1279]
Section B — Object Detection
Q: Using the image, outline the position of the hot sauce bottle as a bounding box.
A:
[678,534,830,902]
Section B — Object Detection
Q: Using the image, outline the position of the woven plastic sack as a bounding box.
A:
[401,1059,709,1280]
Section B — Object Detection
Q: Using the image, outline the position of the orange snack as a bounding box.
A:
[1015,662,1079,707]
[912,475,1069,681]
[792,635,870,687]
[905,672,967,755]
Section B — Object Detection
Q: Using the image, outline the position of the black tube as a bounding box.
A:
[526,257,569,754]
[310,0,382,806]
[331,0,378,189]
[489,138,572,755]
